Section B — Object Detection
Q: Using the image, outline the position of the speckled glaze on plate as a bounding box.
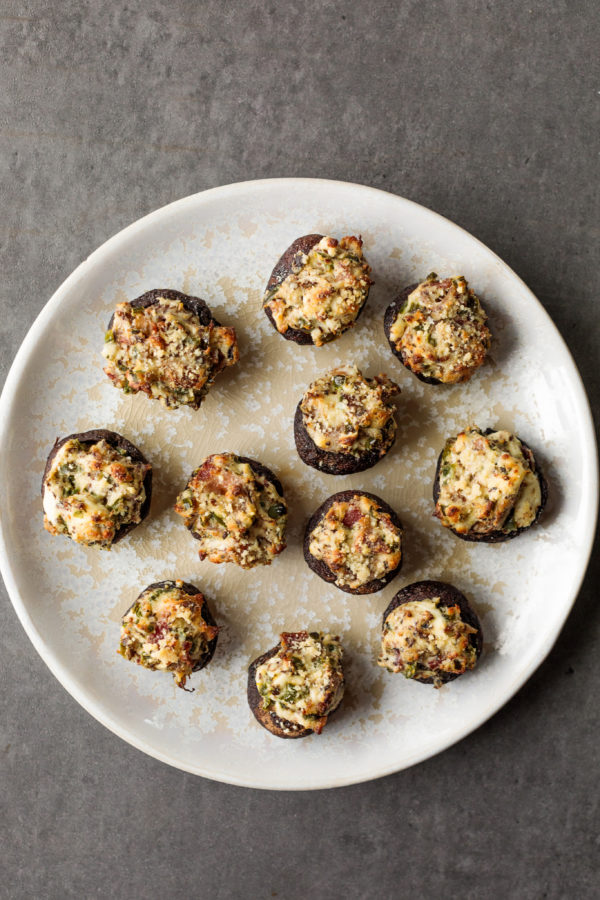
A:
[0,179,597,790]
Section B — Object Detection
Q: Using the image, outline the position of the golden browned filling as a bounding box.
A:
[118,581,218,689]
[43,438,150,548]
[263,236,372,346]
[300,365,399,456]
[255,632,344,733]
[308,495,402,589]
[389,273,490,383]
[378,598,478,687]
[174,453,287,568]
[435,427,542,535]
[103,297,239,409]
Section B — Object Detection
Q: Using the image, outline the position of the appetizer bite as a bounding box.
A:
[384,273,491,384]
[118,580,218,690]
[294,365,399,475]
[434,426,547,542]
[103,288,239,409]
[248,631,344,738]
[304,490,403,594]
[262,234,372,346]
[378,580,483,687]
[42,429,152,548]
[174,452,287,568]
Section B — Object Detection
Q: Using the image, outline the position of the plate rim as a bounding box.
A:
[1,177,597,790]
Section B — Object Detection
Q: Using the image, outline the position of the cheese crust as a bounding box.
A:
[43,437,150,547]
[255,632,344,734]
[435,427,542,536]
[300,365,398,457]
[174,453,287,568]
[119,581,218,689]
[263,236,372,346]
[378,597,478,687]
[308,494,402,590]
[388,274,490,383]
[103,295,239,409]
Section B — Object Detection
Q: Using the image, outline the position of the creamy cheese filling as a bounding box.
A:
[174,453,287,568]
[103,297,239,409]
[378,597,478,687]
[435,427,542,534]
[263,236,372,346]
[300,365,399,456]
[43,438,150,547]
[389,274,490,383]
[118,581,218,689]
[255,632,344,733]
[308,495,402,589]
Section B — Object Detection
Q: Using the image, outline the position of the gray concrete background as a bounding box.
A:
[2,2,599,898]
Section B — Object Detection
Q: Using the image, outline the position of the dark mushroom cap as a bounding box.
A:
[263,234,370,345]
[247,643,315,739]
[123,579,218,673]
[304,490,403,595]
[41,428,152,544]
[293,401,396,475]
[381,580,483,685]
[107,287,222,331]
[383,283,444,384]
[432,429,548,543]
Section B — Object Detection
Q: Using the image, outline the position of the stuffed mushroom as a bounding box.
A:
[378,580,483,687]
[384,273,491,384]
[103,288,239,409]
[42,429,152,548]
[433,426,547,542]
[294,365,399,475]
[262,234,372,346]
[248,631,344,738]
[174,453,287,568]
[304,491,403,594]
[118,580,219,690]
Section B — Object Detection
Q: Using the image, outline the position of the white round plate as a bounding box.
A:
[0,179,597,790]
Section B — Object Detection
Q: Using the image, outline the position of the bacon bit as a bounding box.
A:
[342,505,362,527]
[281,632,309,650]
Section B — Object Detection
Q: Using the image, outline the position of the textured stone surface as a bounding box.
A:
[1,1,598,898]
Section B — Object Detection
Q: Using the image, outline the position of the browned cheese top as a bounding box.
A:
[264,236,372,345]
[43,438,150,548]
[300,365,399,456]
[378,597,478,687]
[389,273,490,382]
[435,427,542,535]
[255,632,344,733]
[174,453,287,568]
[119,581,218,689]
[309,494,402,589]
[103,296,239,409]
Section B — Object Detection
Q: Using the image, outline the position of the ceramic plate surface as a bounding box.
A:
[0,179,597,789]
